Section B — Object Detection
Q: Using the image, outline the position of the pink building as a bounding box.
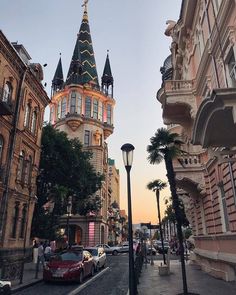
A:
[158,0,236,281]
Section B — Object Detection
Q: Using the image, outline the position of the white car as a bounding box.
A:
[85,247,106,271]
[95,244,120,255]
[0,280,11,295]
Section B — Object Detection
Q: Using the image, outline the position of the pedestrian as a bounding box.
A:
[44,243,52,262]
[32,239,38,264]
[136,242,141,256]
[38,241,45,267]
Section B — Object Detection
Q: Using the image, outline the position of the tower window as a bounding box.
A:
[3,81,13,103]
[77,94,82,114]
[61,97,67,118]
[70,91,76,113]
[57,100,61,120]
[85,97,91,117]
[107,104,112,125]
[93,99,98,119]
[98,101,103,121]
[84,130,90,146]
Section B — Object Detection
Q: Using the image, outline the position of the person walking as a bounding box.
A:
[44,243,52,262]
[38,242,45,268]
[32,240,38,264]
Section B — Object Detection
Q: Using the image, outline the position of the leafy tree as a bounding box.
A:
[147,179,167,264]
[31,124,103,239]
[147,128,188,295]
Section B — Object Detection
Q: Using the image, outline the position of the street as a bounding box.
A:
[15,253,129,295]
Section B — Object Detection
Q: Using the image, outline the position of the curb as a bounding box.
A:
[67,267,110,295]
[12,278,43,294]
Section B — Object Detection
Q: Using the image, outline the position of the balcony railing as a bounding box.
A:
[164,80,194,93]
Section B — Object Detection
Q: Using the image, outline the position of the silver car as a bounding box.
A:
[85,247,106,271]
[95,244,120,255]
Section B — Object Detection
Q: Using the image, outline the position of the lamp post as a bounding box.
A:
[121,143,137,295]
[66,196,72,246]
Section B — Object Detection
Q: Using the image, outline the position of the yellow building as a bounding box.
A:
[108,158,120,207]
[49,4,115,246]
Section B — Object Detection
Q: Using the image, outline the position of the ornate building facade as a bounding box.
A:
[158,0,236,281]
[50,4,115,246]
[0,30,49,268]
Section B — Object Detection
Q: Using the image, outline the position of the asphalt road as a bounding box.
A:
[15,253,129,295]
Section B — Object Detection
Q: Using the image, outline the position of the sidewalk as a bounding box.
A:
[11,262,43,293]
[138,260,236,295]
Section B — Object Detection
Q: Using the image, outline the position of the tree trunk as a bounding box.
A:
[164,154,188,295]
[156,190,166,264]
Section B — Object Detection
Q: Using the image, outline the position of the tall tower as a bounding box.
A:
[50,2,115,246]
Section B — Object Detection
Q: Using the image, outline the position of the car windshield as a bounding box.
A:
[56,251,83,261]
[86,249,98,256]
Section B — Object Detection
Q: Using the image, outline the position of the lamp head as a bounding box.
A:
[121,143,135,167]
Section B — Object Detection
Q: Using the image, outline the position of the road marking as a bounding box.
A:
[67,267,110,295]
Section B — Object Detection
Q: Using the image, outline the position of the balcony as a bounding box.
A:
[174,154,206,198]
[157,80,196,125]
[103,122,114,139]
[192,88,236,148]
[0,88,13,116]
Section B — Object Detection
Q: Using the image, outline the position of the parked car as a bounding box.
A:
[43,248,95,283]
[147,246,157,256]
[85,247,106,271]
[119,242,129,253]
[95,244,120,255]
[154,241,170,254]
[0,281,11,295]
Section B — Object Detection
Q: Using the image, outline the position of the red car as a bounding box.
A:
[43,249,95,283]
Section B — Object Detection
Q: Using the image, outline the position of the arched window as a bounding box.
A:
[3,82,13,103]
[61,97,67,118]
[12,202,20,238]
[31,109,37,134]
[25,155,32,185]
[0,136,3,163]
[57,100,61,120]
[17,151,25,182]
[85,97,91,117]
[77,94,82,114]
[93,99,98,119]
[70,92,76,113]
[19,204,27,238]
[24,103,31,128]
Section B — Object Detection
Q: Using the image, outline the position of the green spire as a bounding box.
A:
[78,5,99,86]
[66,35,83,85]
[52,55,64,91]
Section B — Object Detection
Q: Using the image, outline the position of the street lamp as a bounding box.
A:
[121,143,137,295]
[66,196,72,246]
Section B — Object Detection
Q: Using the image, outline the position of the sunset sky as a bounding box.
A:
[1,0,182,224]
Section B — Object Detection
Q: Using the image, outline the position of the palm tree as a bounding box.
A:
[147,179,167,264]
[147,128,189,295]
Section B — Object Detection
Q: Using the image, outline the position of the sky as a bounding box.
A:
[1,0,182,224]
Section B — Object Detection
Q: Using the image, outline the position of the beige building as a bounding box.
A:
[108,158,120,207]
[0,30,49,274]
[50,4,115,246]
[158,0,236,281]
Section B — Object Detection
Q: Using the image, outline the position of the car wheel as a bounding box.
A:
[78,270,84,284]
[112,250,118,256]
[102,260,106,268]
[91,265,95,277]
